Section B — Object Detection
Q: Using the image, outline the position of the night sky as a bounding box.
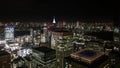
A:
[0,0,119,22]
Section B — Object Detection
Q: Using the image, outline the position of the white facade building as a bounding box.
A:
[5,26,14,41]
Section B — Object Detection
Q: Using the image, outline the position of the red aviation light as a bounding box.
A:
[61,32,64,35]
[47,26,50,28]
[61,23,64,27]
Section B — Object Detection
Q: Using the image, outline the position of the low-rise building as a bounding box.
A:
[0,50,11,68]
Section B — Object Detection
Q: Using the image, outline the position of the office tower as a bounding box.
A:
[5,25,14,41]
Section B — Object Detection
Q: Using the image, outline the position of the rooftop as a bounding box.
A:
[33,47,56,53]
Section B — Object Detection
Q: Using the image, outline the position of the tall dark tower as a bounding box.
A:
[113,9,120,51]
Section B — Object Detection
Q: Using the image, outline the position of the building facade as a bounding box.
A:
[5,26,14,41]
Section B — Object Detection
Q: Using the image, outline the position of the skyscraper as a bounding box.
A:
[53,16,56,24]
[52,16,57,27]
[5,25,14,41]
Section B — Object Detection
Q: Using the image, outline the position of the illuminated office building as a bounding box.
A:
[39,23,47,44]
[5,26,14,41]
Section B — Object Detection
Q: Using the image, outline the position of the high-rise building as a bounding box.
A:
[113,26,120,52]
[53,16,56,24]
[5,26,14,41]
[52,16,57,27]
[32,47,56,68]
